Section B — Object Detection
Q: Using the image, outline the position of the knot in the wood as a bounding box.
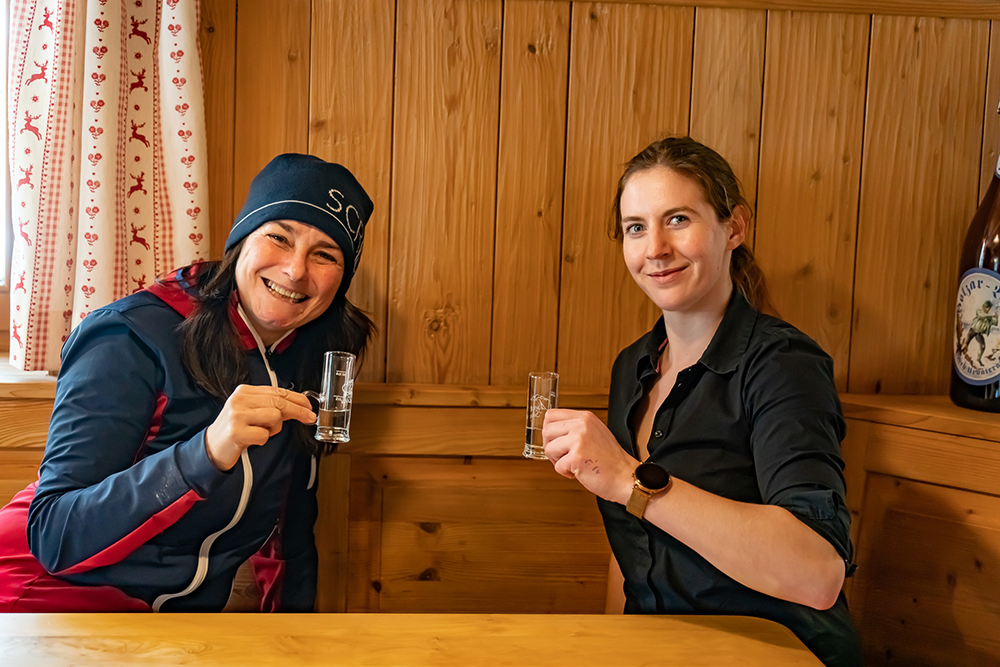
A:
[429,319,442,332]
[419,568,440,581]
[527,43,537,54]
[419,522,440,534]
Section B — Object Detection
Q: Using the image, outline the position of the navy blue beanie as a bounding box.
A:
[226,154,373,294]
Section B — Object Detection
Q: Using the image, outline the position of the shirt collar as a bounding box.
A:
[634,290,759,379]
[699,290,758,374]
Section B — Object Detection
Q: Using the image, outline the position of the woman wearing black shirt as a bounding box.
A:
[541,137,862,667]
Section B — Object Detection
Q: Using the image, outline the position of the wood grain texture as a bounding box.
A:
[980,20,1000,200]
[839,418,870,605]
[590,0,1000,20]
[345,461,383,612]
[387,0,503,384]
[315,452,351,612]
[689,7,766,221]
[850,16,989,393]
[353,382,609,408]
[852,475,1000,665]
[346,403,607,456]
[0,614,822,666]
[558,3,694,388]
[310,0,395,383]
[0,401,53,450]
[232,0,311,210]
[864,422,1000,496]
[348,457,611,614]
[755,11,869,391]
[841,393,1000,442]
[490,1,570,385]
[0,450,44,506]
[200,0,236,260]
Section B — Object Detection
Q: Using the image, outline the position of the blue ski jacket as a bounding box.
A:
[1,267,320,612]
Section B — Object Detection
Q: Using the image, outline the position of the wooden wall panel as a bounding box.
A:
[198,1,997,396]
[864,422,1000,496]
[490,1,570,386]
[200,0,236,259]
[689,7,766,225]
[0,451,44,506]
[345,460,383,612]
[558,3,694,388]
[980,20,1000,200]
[593,0,1000,20]
[387,0,503,384]
[232,0,311,209]
[309,0,395,383]
[853,475,1000,665]
[349,457,610,613]
[0,400,53,451]
[315,452,351,612]
[755,11,869,391]
[850,17,989,394]
[839,418,870,604]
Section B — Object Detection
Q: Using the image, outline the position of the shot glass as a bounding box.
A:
[303,351,355,443]
[523,371,558,460]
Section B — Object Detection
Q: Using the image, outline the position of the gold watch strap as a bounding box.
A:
[625,483,653,519]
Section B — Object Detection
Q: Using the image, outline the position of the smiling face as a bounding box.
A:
[235,219,345,345]
[619,166,746,317]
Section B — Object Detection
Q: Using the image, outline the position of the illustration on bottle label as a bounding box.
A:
[954,268,1000,384]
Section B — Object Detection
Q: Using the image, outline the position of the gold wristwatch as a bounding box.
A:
[625,462,672,520]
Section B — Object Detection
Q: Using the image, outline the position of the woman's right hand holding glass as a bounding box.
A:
[204,385,316,470]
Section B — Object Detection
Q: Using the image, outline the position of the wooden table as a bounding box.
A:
[0,613,819,666]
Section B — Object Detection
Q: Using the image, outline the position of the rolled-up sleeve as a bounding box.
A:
[743,330,854,567]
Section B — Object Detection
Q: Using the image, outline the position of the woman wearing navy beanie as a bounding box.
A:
[0,154,374,612]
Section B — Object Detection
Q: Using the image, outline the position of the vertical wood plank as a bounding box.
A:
[387,0,503,384]
[840,418,870,607]
[232,0,311,211]
[754,11,869,391]
[689,7,766,228]
[310,0,395,383]
[490,1,570,385]
[200,0,236,260]
[850,17,989,393]
[980,20,1000,200]
[315,452,351,612]
[558,3,694,388]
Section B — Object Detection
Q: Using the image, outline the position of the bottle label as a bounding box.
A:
[954,268,1000,385]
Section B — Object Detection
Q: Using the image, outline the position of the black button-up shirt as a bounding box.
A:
[598,292,862,667]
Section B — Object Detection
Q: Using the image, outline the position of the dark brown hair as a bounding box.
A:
[611,136,775,314]
[173,242,375,455]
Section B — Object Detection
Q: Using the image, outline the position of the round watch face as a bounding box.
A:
[635,462,671,490]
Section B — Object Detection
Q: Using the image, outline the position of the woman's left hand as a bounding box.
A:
[542,409,638,504]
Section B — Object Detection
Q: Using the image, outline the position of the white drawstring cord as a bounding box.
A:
[152,304,272,612]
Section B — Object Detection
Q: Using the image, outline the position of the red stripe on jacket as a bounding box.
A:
[55,489,203,576]
[0,484,150,612]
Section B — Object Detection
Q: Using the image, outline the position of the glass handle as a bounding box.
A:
[302,390,322,425]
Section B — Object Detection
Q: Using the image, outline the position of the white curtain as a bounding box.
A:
[8,0,209,370]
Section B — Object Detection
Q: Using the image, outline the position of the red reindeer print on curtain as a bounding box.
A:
[8,0,209,371]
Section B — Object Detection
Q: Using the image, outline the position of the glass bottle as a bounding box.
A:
[951,102,1000,411]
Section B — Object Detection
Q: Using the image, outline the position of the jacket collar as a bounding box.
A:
[146,264,297,354]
